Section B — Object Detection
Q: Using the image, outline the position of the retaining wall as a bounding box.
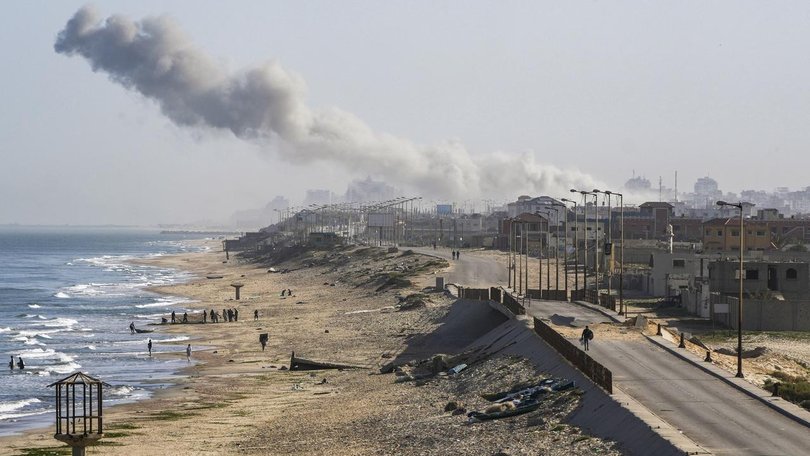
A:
[533,317,613,394]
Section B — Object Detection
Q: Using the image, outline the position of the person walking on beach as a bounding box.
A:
[203,311,207,323]
[234,309,239,322]
[182,312,188,323]
[8,356,13,370]
[17,357,24,370]
[171,311,176,324]
[129,322,135,334]
[186,344,192,361]
[581,326,593,351]
[147,338,152,357]
[254,309,259,321]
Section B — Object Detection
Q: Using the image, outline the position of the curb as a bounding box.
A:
[644,333,810,429]
[569,300,627,324]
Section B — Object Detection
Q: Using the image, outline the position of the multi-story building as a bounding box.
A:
[702,217,771,251]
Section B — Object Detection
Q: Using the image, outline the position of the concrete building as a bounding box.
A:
[506,196,564,218]
[708,260,809,299]
[702,218,771,251]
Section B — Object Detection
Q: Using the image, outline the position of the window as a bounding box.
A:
[717,230,723,236]
[673,259,685,268]
[705,229,711,236]
[787,268,798,280]
[735,269,759,280]
[731,230,739,236]
[756,231,766,236]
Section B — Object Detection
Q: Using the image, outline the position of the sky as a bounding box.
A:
[3,1,810,225]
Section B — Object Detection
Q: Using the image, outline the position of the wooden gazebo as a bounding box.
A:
[48,372,109,455]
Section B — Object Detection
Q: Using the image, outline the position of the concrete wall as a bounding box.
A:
[711,293,810,331]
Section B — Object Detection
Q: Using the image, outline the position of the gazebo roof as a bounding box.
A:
[48,372,109,387]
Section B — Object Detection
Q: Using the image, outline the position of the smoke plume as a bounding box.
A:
[55,6,602,200]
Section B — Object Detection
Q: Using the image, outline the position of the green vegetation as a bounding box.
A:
[106,422,139,430]
[150,410,197,421]
[16,448,70,456]
[764,371,810,410]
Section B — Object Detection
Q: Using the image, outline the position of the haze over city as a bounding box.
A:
[4,1,810,225]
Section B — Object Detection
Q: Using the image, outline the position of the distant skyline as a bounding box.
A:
[4,1,810,225]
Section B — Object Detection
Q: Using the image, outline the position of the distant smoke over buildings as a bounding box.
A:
[55,6,602,200]
[345,177,399,202]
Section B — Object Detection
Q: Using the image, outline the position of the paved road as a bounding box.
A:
[528,298,810,455]
[415,248,810,454]
[412,247,507,288]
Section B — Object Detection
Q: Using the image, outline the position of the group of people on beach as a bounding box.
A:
[8,355,24,370]
[204,307,242,323]
[280,288,293,297]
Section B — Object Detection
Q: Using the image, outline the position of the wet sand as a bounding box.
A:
[0,243,621,455]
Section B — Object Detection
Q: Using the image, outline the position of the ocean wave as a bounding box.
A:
[42,361,82,375]
[0,407,53,421]
[0,398,42,414]
[109,385,134,396]
[155,336,190,343]
[53,292,70,298]
[41,318,78,328]
[0,327,11,333]
[16,328,63,337]
[27,304,41,309]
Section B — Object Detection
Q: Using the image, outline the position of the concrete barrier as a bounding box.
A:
[533,317,613,394]
[490,287,502,303]
[459,288,490,301]
[502,292,526,315]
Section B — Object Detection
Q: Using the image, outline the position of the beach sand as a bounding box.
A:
[0,242,621,455]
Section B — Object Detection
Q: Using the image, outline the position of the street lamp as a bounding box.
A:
[561,198,578,296]
[570,189,593,300]
[551,202,567,297]
[606,191,624,315]
[717,200,745,378]
[594,190,613,301]
[538,210,554,293]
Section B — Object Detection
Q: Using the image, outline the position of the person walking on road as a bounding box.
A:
[581,326,593,351]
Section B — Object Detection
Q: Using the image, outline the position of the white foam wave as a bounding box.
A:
[28,304,41,309]
[41,317,78,328]
[0,327,11,333]
[0,398,42,414]
[109,385,134,396]
[0,407,52,421]
[42,361,82,375]
[54,292,70,298]
[154,336,190,343]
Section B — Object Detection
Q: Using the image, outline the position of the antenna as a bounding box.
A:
[674,170,678,202]
[659,176,663,202]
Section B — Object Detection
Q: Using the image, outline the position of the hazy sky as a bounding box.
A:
[3,1,810,225]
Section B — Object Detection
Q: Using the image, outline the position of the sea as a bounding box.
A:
[0,226,209,436]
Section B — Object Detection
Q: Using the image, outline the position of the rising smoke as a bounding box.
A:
[54,6,603,200]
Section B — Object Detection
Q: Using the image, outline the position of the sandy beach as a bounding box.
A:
[0,242,626,455]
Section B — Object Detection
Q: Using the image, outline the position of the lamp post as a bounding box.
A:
[607,191,625,315]
[507,218,513,289]
[551,202,566,297]
[538,210,553,293]
[717,200,745,378]
[595,189,614,306]
[570,189,591,299]
[562,198,578,296]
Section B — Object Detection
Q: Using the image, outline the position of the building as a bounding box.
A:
[708,260,809,299]
[506,196,564,218]
[702,218,771,251]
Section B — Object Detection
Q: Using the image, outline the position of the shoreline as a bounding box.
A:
[0,240,225,449]
[0,243,625,455]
